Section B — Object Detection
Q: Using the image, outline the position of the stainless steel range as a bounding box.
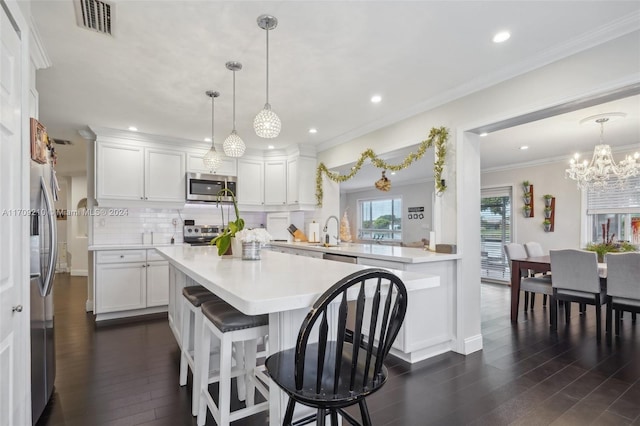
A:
[183,225,220,246]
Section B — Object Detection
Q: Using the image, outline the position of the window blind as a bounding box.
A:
[480,187,512,281]
[586,176,640,214]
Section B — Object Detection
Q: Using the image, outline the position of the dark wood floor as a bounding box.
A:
[37,274,639,426]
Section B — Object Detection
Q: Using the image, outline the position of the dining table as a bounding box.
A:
[509,255,607,323]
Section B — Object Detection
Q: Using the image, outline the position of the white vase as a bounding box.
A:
[231,237,243,258]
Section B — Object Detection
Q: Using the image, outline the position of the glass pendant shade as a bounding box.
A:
[223,130,246,157]
[203,146,222,172]
[254,103,281,139]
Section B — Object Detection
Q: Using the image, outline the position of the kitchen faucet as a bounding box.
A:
[323,215,340,245]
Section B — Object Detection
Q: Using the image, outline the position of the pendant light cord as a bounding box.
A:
[211,95,215,148]
[266,27,270,105]
[232,70,237,131]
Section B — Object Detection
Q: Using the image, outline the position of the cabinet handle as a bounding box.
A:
[12,305,23,313]
[142,265,146,268]
[120,255,124,258]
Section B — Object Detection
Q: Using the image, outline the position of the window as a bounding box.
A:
[358,198,402,241]
[480,187,512,281]
[587,176,640,245]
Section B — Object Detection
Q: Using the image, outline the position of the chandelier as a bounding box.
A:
[223,61,246,158]
[566,114,639,191]
[203,90,222,172]
[253,14,281,139]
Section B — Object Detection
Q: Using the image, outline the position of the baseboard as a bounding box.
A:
[71,269,88,276]
[86,299,93,312]
[462,334,483,355]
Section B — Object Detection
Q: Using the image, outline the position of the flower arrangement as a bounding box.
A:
[585,218,637,262]
[235,228,273,244]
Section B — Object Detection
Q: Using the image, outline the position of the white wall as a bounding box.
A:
[53,176,69,272]
[68,175,88,275]
[343,180,434,245]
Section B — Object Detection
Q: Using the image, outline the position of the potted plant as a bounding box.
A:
[543,194,553,207]
[543,219,552,232]
[522,192,532,205]
[522,180,530,192]
[522,205,532,217]
[210,189,245,256]
[544,207,553,219]
[585,218,638,261]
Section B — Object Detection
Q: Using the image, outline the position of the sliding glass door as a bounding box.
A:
[481,187,512,282]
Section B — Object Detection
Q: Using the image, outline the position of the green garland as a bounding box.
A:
[315,126,449,206]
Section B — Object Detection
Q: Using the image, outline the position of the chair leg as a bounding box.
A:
[615,309,621,336]
[244,340,258,407]
[550,296,556,329]
[283,398,296,426]
[543,294,547,307]
[218,334,233,426]
[197,324,211,426]
[234,342,247,402]
[359,400,373,426]
[580,303,586,314]
[565,301,571,323]
[191,310,203,416]
[179,305,191,387]
[606,298,612,342]
[330,409,339,426]
[524,292,530,311]
[595,300,602,342]
[633,312,637,323]
[316,408,326,426]
[530,293,535,310]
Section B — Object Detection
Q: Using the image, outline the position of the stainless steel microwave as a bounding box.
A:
[186,173,237,203]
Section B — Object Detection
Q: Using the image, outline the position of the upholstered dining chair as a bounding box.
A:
[504,243,551,313]
[549,249,606,341]
[524,242,549,307]
[265,269,408,426]
[605,252,640,341]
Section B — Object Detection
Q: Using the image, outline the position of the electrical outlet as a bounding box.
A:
[172,218,178,226]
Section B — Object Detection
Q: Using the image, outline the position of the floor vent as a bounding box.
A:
[74,0,114,36]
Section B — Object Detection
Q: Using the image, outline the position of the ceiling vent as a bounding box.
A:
[51,138,73,146]
[74,0,114,36]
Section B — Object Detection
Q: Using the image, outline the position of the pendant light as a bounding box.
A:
[253,14,281,139]
[203,90,223,172]
[223,61,246,157]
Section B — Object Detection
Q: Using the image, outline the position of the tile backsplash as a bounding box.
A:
[91,205,267,245]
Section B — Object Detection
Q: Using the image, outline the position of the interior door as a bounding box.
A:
[0,6,29,426]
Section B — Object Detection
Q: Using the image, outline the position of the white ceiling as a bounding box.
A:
[31,1,640,184]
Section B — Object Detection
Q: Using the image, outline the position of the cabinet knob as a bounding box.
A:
[12,305,23,313]
[142,265,146,268]
[140,197,144,199]
[120,255,124,258]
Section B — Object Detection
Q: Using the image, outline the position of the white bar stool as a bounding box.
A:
[179,285,225,416]
[197,299,269,426]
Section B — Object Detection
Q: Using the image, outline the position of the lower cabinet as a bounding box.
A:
[94,249,169,320]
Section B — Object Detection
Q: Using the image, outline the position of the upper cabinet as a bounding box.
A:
[287,155,317,209]
[236,158,264,206]
[264,159,287,206]
[145,148,186,202]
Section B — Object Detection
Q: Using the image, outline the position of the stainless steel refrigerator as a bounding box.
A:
[30,159,58,424]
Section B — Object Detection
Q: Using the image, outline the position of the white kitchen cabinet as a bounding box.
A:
[96,142,144,201]
[287,156,316,208]
[95,140,185,204]
[187,151,237,176]
[264,159,287,205]
[94,249,170,320]
[237,158,264,205]
[145,148,186,202]
[95,262,147,313]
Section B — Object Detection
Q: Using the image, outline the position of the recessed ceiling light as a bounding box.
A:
[480,132,488,137]
[493,31,511,43]
[371,95,382,103]
[520,146,529,150]
[204,137,212,142]
[390,172,396,175]
[309,128,318,134]
[267,145,275,150]
[128,126,138,131]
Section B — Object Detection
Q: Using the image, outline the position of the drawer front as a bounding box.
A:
[96,250,147,264]
[146,249,166,262]
[356,257,406,271]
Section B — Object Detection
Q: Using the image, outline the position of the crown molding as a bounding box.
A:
[29,15,51,69]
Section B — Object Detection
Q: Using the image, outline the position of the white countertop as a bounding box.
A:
[269,241,460,263]
[156,245,439,316]
[88,243,179,251]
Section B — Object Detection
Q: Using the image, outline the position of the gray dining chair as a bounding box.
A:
[524,242,549,307]
[549,249,606,341]
[605,252,640,340]
[504,243,552,315]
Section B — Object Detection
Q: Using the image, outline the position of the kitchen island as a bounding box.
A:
[156,245,446,425]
